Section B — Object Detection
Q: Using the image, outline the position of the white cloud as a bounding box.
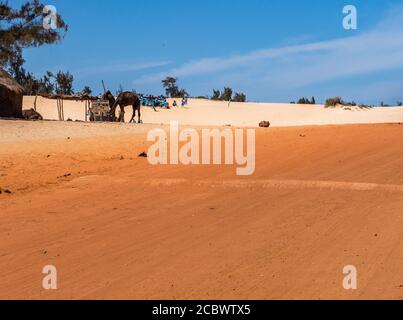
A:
[134,3,403,97]
[75,60,172,78]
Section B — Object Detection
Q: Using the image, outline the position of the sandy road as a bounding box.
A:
[0,121,403,299]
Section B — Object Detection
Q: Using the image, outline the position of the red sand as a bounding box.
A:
[1,121,403,299]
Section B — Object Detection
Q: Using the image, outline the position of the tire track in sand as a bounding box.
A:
[144,179,403,192]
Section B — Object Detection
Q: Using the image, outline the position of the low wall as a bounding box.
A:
[23,96,89,121]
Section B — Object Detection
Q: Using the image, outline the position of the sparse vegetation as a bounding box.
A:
[10,68,75,95]
[324,97,374,109]
[233,92,247,102]
[54,71,74,95]
[0,0,68,68]
[81,86,92,96]
[296,97,316,105]
[380,101,391,107]
[325,97,345,108]
[1,0,68,95]
[358,104,372,109]
[162,77,188,98]
[211,90,221,100]
[220,87,233,101]
[210,87,247,102]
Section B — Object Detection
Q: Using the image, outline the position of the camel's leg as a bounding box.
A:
[119,105,125,122]
[111,108,118,122]
[129,106,136,123]
[138,107,142,124]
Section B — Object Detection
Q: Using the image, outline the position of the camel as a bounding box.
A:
[103,90,142,123]
[22,108,43,120]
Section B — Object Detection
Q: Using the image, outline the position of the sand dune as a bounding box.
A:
[23,96,403,127]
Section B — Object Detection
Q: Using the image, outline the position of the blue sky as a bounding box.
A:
[18,0,403,103]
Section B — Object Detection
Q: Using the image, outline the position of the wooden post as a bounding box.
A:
[57,98,65,121]
[61,99,64,121]
[57,99,61,121]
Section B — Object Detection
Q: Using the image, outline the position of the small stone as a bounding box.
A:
[58,173,71,179]
[138,152,148,158]
[0,188,11,194]
[259,121,271,128]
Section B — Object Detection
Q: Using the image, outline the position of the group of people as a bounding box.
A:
[139,95,189,110]
[139,95,169,109]
[172,97,188,108]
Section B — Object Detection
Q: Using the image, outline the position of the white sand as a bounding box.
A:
[23,96,403,128]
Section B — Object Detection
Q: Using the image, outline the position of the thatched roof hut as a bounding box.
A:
[0,68,24,118]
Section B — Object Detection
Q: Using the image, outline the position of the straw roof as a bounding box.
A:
[0,68,24,94]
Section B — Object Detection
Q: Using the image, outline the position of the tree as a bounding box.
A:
[81,86,92,96]
[54,70,74,95]
[5,53,56,95]
[5,51,38,94]
[211,88,246,102]
[1,0,68,71]
[220,87,233,101]
[311,96,316,105]
[162,77,188,98]
[211,89,221,100]
[296,97,316,105]
[297,97,308,104]
[233,92,246,102]
[162,77,179,97]
[38,71,55,94]
[177,88,188,98]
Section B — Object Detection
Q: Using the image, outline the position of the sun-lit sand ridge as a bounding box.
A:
[23,96,403,127]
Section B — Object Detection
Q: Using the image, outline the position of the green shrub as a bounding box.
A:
[233,92,247,102]
[325,97,344,107]
[296,97,316,105]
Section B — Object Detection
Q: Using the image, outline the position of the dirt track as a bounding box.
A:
[1,121,403,299]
